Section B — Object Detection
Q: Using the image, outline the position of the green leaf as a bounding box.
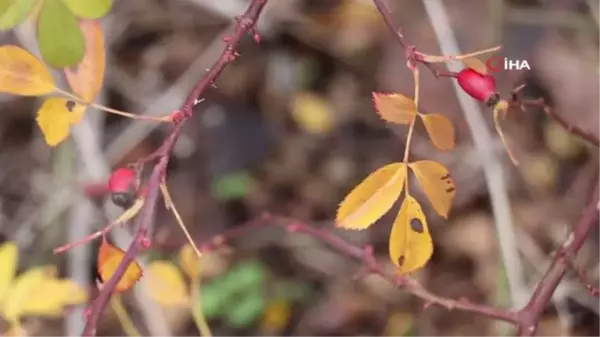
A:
[225,290,266,328]
[198,281,232,319]
[37,0,84,68]
[212,171,253,201]
[0,0,36,30]
[0,0,10,14]
[62,0,113,19]
[219,261,266,294]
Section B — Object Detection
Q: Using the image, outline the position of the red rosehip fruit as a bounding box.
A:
[457,68,500,106]
[107,168,137,208]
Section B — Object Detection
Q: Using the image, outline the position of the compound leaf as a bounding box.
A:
[336,163,406,229]
[0,45,55,95]
[408,160,456,219]
[389,195,433,274]
[420,113,455,151]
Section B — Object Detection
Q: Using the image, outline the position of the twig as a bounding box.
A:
[373,0,527,310]
[199,213,519,324]
[80,1,269,335]
[516,184,599,336]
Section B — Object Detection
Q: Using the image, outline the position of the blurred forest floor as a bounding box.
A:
[0,0,598,335]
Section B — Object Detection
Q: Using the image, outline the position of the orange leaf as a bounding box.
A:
[462,57,488,75]
[65,20,105,101]
[0,45,55,95]
[372,93,416,125]
[389,195,433,274]
[336,163,406,229]
[420,113,455,151]
[408,160,456,219]
[97,239,142,292]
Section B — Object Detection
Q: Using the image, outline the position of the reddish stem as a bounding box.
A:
[80,1,269,335]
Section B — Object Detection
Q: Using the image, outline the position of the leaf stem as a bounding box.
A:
[110,295,142,336]
[191,277,213,336]
[402,68,420,196]
[159,182,212,336]
[54,88,172,123]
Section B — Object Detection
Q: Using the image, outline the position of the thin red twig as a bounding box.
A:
[200,213,519,324]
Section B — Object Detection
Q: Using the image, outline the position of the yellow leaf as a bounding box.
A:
[179,243,201,279]
[336,163,406,229]
[146,261,188,307]
[97,239,142,293]
[0,45,55,95]
[260,298,292,334]
[0,241,18,306]
[408,161,456,219]
[35,97,86,146]
[420,113,455,151]
[389,195,433,274]
[291,92,334,134]
[462,57,488,75]
[65,20,105,102]
[2,266,56,322]
[13,279,88,318]
[372,92,416,125]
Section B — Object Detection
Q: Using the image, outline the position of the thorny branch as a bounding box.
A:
[81,0,268,335]
[79,0,599,335]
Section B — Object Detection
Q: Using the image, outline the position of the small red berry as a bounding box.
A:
[456,68,500,106]
[107,168,137,208]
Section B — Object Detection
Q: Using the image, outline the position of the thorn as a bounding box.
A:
[194,98,205,105]
[211,83,218,89]
[84,307,92,319]
[234,51,241,57]
[422,301,433,310]
[225,51,236,62]
[140,236,151,249]
[223,36,233,43]
[253,31,261,44]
